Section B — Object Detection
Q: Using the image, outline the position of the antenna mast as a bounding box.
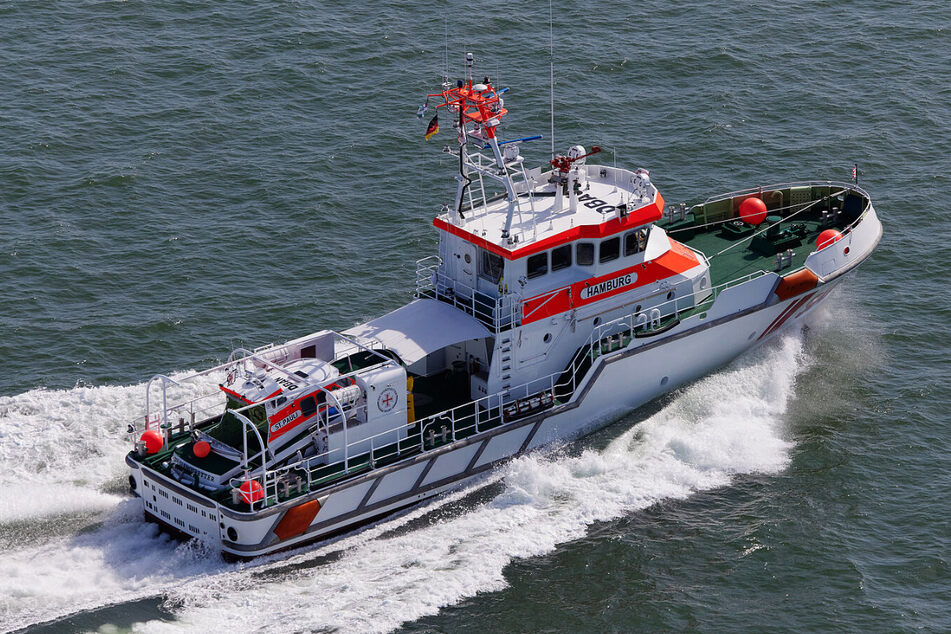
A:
[549,0,555,157]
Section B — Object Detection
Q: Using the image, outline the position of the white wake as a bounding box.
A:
[0,333,807,633]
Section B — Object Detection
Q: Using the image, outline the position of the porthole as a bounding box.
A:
[635,304,642,312]
[464,253,472,264]
[593,317,602,326]
[749,332,756,340]
[666,291,675,301]
[660,376,669,386]
[700,277,708,289]
[543,333,552,343]
[227,526,238,541]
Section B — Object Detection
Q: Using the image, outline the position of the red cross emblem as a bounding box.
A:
[377,388,398,412]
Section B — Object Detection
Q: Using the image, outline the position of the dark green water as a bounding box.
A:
[1,1,948,632]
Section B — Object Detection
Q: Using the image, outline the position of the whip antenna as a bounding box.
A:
[549,0,555,157]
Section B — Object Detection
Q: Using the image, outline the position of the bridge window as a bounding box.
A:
[300,396,317,417]
[479,249,503,284]
[551,244,572,271]
[599,237,620,263]
[624,227,650,256]
[527,252,548,279]
[577,242,594,266]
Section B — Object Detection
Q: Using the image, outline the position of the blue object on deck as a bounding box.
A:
[482,134,542,150]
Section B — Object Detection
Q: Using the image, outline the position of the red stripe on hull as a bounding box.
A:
[758,295,812,340]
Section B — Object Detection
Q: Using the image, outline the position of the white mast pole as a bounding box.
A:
[549,0,555,158]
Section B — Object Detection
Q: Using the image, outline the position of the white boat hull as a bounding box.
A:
[130,198,881,559]
[130,277,835,558]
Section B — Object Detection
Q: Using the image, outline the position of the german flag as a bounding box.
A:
[424,114,439,141]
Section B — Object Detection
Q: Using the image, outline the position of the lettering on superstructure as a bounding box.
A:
[580,273,637,301]
[273,376,298,391]
[577,192,620,214]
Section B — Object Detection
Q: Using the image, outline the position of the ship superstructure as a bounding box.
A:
[126,62,882,559]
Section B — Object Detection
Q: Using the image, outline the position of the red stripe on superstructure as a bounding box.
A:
[433,192,665,260]
[219,386,283,406]
[220,385,254,404]
[520,240,700,324]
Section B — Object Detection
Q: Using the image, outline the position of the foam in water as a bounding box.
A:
[142,334,804,633]
[0,333,805,633]
[0,371,223,523]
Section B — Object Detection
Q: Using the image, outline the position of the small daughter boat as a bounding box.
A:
[126,62,882,559]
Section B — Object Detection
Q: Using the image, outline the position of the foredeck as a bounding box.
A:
[661,181,870,287]
[671,218,820,286]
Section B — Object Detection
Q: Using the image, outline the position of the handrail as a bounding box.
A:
[144,374,184,445]
[141,259,777,512]
[226,409,268,512]
[248,271,766,507]
[696,180,870,207]
[416,256,523,333]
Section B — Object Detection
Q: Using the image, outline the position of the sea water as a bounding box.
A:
[1,1,948,632]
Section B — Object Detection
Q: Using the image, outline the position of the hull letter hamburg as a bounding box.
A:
[579,272,637,301]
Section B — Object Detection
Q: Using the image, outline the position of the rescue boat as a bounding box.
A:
[126,63,882,559]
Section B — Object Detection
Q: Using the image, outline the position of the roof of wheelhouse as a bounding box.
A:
[434,170,665,260]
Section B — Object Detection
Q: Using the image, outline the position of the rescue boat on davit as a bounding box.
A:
[126,57,882,559]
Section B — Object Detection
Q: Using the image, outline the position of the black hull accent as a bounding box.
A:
[145,501,423,562]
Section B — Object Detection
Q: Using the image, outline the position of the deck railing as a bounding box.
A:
[138,234,836,510]
[239,265,786,510]
[415,255,522,332]
[249,364,583,509]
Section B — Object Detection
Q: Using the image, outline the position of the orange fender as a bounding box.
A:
[273,500,322,540]
[774,269,819,301]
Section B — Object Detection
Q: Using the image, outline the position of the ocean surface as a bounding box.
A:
[1,0,948,632]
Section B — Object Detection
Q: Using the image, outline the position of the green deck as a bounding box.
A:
[670,217,823,285]
[660,183,866,286]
